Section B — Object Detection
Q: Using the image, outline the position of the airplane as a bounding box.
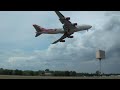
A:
[33,11,92,44]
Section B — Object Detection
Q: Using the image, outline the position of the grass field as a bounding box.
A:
[0,75,120,79]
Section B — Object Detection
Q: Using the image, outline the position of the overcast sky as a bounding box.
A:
[0,11,120,73]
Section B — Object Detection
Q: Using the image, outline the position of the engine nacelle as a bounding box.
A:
[60,40,65,42]
[68,36,74,38]
[73,23,77,26]
[66,17,70,21]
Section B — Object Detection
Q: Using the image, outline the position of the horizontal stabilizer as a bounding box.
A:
[35,33,42,37]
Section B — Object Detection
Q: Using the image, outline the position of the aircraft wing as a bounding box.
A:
[52,33,68,44]
[53,11,77,44]
[55,11,71,24]
[55,11,65,19]
[55,11,76,31]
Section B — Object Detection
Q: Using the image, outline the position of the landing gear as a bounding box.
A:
[63,25,70,34]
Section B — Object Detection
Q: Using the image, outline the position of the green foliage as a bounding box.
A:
[0,68,119,76]
[14,69,23,75]
[45,69,49,72]
[96,70,100,76]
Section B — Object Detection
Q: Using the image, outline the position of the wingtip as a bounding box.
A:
[52,42,56,44]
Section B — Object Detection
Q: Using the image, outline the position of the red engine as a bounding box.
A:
[66,17,70,21]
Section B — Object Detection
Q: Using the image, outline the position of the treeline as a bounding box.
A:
[0,68,120,76]
[0,68,77,76]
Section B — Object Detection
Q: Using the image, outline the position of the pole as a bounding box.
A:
[99,59,101,76]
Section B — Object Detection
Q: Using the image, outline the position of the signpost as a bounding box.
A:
[96,50,105,75]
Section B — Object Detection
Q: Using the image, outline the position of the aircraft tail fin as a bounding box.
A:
[33,24,43,37]
[33,24,43,32]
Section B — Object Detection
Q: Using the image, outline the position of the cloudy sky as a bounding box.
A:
[0,11,120,73]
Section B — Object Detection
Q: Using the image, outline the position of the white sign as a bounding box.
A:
[96,50,105,59]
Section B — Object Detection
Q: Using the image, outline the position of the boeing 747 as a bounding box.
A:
[33,11,92,44]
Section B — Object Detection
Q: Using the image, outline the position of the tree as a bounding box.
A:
[29,71,34,76]
[45,69,49,72]
[65,71,70,76]
[0,68,4,75]
[96,71,100,76]
[14,69,22,75]
[70,71,76,76]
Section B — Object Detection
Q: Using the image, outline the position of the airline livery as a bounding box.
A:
[33,11,92,44]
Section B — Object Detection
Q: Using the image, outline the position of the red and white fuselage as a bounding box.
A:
[33,24,92,35]
[33,11,92,44]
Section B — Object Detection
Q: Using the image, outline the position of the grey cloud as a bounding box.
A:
[105,11,120,16]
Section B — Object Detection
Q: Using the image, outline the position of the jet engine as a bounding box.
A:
[73,23,77,26]
[68,36,74,38]
[66,17,70,21]
[60,40,65,42]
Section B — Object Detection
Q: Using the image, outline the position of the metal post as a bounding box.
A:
[99,59,101,76]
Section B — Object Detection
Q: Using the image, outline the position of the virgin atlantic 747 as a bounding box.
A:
[33,11,92,44]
